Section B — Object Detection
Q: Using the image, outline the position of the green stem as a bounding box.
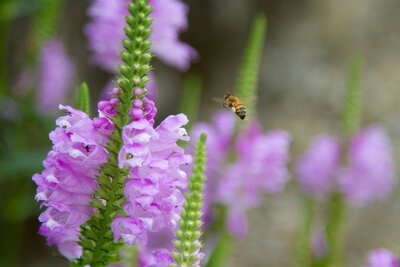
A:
[205,230,232,267]
[294,197,316,267]
[319,193,346,267]
[76,83,91,116]
[77,1,153,266]
[341,57,363,138]
[235,14,267,117]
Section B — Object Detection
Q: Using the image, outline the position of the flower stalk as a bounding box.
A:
[320,57,363,267]
[77,0,153,266]
[171,133,207,267]
[235,14,267,118]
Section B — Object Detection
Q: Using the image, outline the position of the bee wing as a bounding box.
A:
[211,97,224,107]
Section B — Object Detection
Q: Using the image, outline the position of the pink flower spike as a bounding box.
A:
[339,125,396,206]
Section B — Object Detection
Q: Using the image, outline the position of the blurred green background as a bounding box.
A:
[1,0,400,266]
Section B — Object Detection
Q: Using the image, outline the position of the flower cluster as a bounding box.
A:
[38,39,75,112]
[110,89,192,258]
[32,105,113,260]
[364,249,400,267]
[191,111,291,237]
[296,125,395,205]
[85,0,197,72]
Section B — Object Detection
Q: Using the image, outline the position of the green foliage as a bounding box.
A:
[115,245,138,267]
[77,1,153,266]
[26,0,64,65]
[171,133,207,267]
[76,83,91,117]
[205,231,232,267]
[179,74,202,131]
[0,0,13,96]
[235,14,267,117]
[341,57,363,137]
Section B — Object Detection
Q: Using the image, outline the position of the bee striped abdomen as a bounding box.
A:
[235,105,246,120]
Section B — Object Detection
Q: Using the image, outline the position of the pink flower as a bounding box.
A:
[33,105,113,260]
[364,249,399,267]
[113,97,191,247]
[85,0,197,72]
[339,126,396,205]
[190,111,291,237]
[138,248,174,267]
[37,39,75,113]
[296,126,396,205]
[296,136,341,198]
[216,123,291,237]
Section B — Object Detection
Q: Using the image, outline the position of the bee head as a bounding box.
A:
[224,93,232,99]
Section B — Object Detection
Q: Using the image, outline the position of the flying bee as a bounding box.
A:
[222,93,246,120]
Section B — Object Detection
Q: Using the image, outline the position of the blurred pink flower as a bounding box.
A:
[85,0,197,72]
[296,136,341,198]
[296,125,396,205]
[191,111,291,237]
[339,126,395,205]
[37,39,75,113]
[363,249,399,267]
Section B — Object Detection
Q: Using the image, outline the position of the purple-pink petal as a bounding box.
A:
[364,249,400,267]
[37,39,75,113]
[339,125,396,205]
[113,97,191,248]
[296,136,341,198]
[85,0,197,72]
[33,105,112,260]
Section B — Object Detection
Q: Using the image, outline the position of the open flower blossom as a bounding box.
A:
[191,111,291,237]
[113,94,192,249]
[85,0,197,72]
[38,39,75,112]
[296,125,395,205]
[363,249,400,267]
[32,105,113,260]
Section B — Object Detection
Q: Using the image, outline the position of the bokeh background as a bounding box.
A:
[1,0,400,266]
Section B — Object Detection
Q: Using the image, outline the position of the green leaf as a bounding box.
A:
[235,14,267,117]
[76,83,91,116]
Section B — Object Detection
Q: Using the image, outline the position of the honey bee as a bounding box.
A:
[222,93,246,120]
